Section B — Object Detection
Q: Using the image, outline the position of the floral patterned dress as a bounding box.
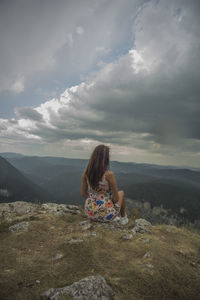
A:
[84,171,121,222]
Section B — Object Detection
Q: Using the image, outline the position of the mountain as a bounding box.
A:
[1,153,200,224]
[120,177,200,222]
[0,154,88,185]
[0,152,25,159]
[42,170,83,205]
[0,156,54,203]
[1,153,200,187]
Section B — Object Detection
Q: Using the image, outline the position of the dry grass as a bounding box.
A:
[0,213,200,300]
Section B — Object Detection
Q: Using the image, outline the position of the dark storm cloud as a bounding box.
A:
[15,107,43,122]
[0,0,143,93]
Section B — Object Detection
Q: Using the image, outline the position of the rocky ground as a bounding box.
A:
[0,201,200,300]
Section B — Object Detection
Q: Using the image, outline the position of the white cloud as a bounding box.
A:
[76,26,84,35]
[10,76,25,93]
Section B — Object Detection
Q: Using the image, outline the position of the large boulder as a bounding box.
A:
[41,274,115,300]
[130,218,152,234]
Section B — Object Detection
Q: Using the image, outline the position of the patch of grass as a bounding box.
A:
[0,214,200,300]
[0,221,10,233]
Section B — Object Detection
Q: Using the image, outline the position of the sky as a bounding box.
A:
[0,0,200,167]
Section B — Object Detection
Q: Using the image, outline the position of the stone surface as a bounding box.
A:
[143,252,151,259]
[0,201,38,215]
[67,238,84,244]
[130,218,152,234]
[9,221,29,232]
[41,274,115,300]
[41,203,80,215]
[81,223,92,231]
[79,220,91,226]
[121,233,133,240]
[145,263,154,269]
[0,202,81,222]
[140,238,151,243]
[52,253,64,260]
[83,231,99,238]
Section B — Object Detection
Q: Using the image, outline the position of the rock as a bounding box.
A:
[145,263,154,269]
[41,274,115,300]
[0,201,38,215]
[79,220,90,226]
[52,253,64,260]
[83,231,99,238]
[81,223,92,231]
[130,218,152,234]
[41,203,81,216]
[3,215,12,223]
[140,238,151,243]
[79,220,93,231]
[143,252,151,259]
[121,233,133,240]
[36,280,40,284]
[66,204,80,211]
[9,221,29,232]
[0,201,81,219]
[67,238,84,244]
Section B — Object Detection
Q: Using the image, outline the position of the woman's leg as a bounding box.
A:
[115,190,126,217]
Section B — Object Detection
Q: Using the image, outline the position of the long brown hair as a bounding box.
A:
[85,144,110,190]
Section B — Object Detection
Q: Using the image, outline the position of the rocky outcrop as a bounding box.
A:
[0,201,81,223]
[78,217,152,236]
[41,203,81,216]
[41,274,115,300]
[130,218,152,234]
[0,201,153,239]
[9,221,29,232]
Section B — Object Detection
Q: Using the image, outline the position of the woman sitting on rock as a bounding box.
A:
[81,144,128,225]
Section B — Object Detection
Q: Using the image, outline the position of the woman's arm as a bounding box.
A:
[105,171,119,203]
[81,171,89,199]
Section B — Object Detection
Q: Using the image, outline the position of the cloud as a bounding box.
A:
[76,26,84,35]
[10,76,25,93]
[0,0,142,94]
[15,107,43,122]
[0,0,200,167]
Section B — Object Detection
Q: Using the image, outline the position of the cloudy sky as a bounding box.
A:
[0,0,200,167]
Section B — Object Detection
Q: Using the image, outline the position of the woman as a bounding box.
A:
[81,144,128,225]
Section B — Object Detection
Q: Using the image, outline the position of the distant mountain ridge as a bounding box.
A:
[1,152,200,171]
[0,156,54,203]
[0,152,200,223]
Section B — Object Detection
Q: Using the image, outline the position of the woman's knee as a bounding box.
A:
[118,190,124,199]
[116,190,125,207]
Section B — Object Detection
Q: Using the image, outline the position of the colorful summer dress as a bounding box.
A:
[84,171,121,222]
